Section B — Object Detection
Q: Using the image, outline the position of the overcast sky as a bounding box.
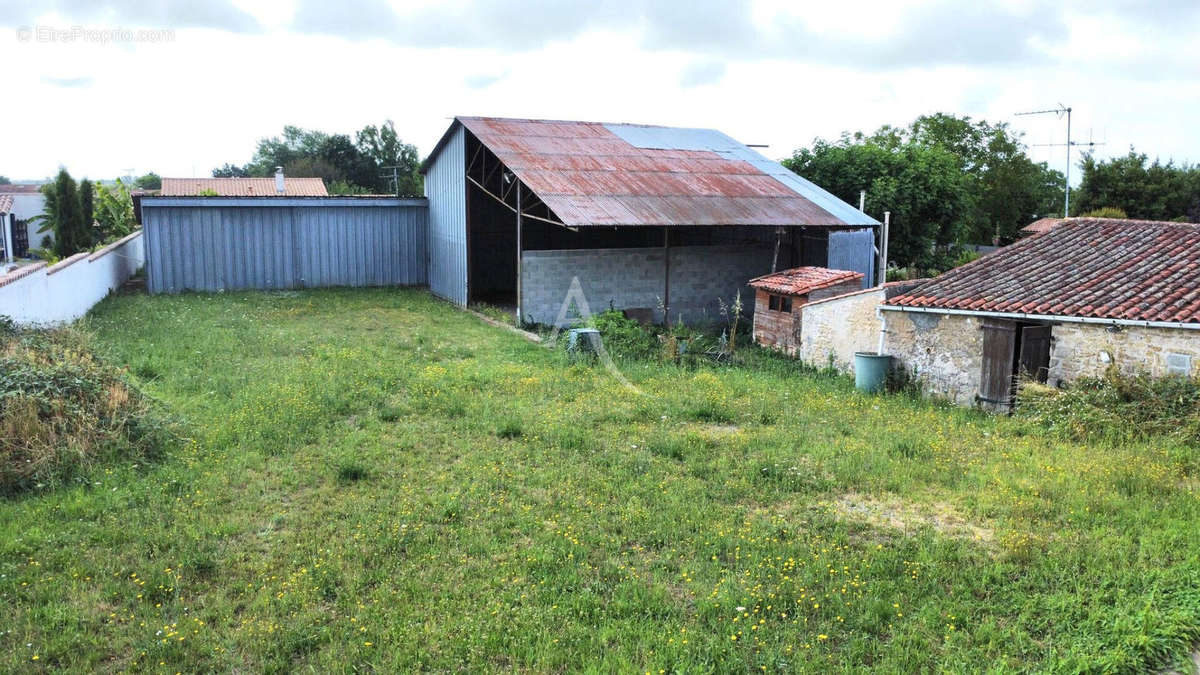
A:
[2,0,1197,183]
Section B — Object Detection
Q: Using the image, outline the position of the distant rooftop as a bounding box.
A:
[160,177,328,197]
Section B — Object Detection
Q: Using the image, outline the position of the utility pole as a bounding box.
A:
[379,165,402,195]
[1016,105,1103,217]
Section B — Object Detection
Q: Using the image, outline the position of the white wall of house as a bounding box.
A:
[5,193,51,248]
[0,231,143,325]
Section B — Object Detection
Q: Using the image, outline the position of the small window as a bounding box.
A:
[1166,352,1192,377]
[768,295,780,311]
[780,297,793,313]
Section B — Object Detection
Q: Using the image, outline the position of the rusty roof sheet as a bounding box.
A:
[748,266,864,296]
[160,177,328,197]
[0,195,12,214]
[433,117,877,228]
[887,218,1200,323]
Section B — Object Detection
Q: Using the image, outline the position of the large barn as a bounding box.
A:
[421,116,879,325]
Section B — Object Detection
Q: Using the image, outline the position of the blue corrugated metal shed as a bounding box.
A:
[141,197,427,294]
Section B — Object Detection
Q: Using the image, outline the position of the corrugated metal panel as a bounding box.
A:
[424,124,467,305]
[141,198,427,294]
[828,228,876,288]
[443,116,878,228]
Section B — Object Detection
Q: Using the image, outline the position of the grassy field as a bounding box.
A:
[2,287,1199,672]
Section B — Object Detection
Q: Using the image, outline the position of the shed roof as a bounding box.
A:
[0,195,12,215]
[160,177,328,197]
[424,116,878,228]
[887,218,1200,323]
[749,266,864,296]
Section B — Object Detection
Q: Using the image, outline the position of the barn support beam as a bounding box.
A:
[663,227,671,326]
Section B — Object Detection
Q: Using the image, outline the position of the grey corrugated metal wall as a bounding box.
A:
[142,197,427,294]
[828,228,877,288]
[423,125,468,305]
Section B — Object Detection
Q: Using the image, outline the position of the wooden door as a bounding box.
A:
[1017,325,1052,383]
[979,319,1017,409]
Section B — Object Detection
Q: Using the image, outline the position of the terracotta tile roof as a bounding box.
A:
[1021,217,1065,235]
[160,177,328,197]
[0,195,12,214]
[887,218,1200,323]
[0,184,45,194]
[748,266,864,296]
[424,116,878,228]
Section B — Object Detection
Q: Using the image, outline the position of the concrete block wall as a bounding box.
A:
[520,245,773,326]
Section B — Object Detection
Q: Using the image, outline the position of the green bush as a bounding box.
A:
[0,322,171,493]
[1017,369,1200,445]
[588,310,658,360]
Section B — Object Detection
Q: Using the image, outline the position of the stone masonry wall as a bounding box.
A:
[798,287,886,371]
[1050,323,1200,382]
[520,245,773,326]
[884,312,984,406]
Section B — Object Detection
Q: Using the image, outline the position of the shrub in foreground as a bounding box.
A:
[1017,369,1200,445]
[0,320,170,494]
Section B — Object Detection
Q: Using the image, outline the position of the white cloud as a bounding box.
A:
[0,0,1194,183]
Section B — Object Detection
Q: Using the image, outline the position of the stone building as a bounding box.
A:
[748,266,863,355]
[802,218,1200,410]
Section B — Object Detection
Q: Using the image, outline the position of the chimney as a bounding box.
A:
[274,166,285,194]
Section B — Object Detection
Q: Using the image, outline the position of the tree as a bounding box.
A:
[36,169,90,257]
[784,133,972,268]
[94,180,137,240]
[79,178,95,245]
[212,163,249,178]
[134,172,161,190]
[906,113,1063,242]
[356,120,422,196]
[222,121,425,195]
[0,176,10,185]
[1073,150,1199,221]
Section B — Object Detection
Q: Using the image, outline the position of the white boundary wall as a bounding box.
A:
[0,231,144,325]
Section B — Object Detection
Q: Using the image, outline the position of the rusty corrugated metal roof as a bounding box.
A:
[429,116,877,228]
[749,266,864,296]
[160,177,328,197]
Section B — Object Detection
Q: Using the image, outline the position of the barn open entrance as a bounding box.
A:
[979,319,1053,410]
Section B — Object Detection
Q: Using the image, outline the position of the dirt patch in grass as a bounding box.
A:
[832,492,995,547]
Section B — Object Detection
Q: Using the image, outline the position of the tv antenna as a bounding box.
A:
[1015,104,1103,217]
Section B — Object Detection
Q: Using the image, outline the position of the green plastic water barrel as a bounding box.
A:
[854,352,892,393]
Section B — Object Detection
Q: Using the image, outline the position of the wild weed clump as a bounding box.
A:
[0,320,170,494]
[588,310,658,360]
[1017,369,1200,445]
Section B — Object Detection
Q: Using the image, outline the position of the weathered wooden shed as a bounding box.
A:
[748,266,863,355]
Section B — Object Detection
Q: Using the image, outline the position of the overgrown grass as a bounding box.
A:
[1018,370,1200,446]
[0,318,170,494]
[0,288,1197,671]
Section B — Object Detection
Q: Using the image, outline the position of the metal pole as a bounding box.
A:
[1064,107,1072,217]
[663,227,671,326]
[859,190,866,212]
[771,227,782,272]
[880,212,890,285]
[515,183,522,325]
